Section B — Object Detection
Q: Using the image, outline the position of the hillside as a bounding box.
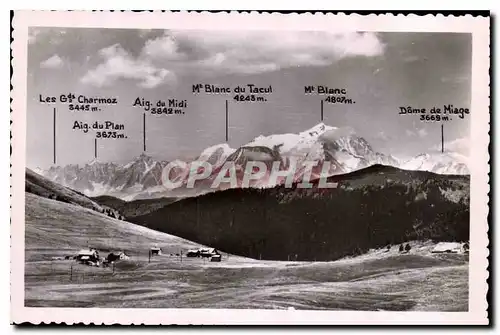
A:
[25,168,104,212]
[26,168,126,219]
[130,165,470,261]
[25,192,204,262]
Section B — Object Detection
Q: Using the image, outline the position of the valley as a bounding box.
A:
[25,192,468,310]
[24,166,469,310]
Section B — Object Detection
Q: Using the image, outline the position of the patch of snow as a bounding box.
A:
[87,158,99,166]
[248,133,302,153]
[299,123,337,138]
[143,160,156,175]
[334,150,363,170]
[83,182,112,197]
[414,191,428,201]
[198,143,236,160]
[122,161,135,170]
[401,152,469,175]
[33,167,45,175]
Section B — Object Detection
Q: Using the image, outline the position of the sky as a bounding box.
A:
[26,28,472,169]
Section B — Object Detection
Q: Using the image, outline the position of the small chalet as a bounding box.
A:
[107,251,130,262]
[210,254,222,262]
[199,248,220,258]
[150,246,162,256]
[186,249,200,257]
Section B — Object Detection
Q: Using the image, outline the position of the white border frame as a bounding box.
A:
[10,11,490,325]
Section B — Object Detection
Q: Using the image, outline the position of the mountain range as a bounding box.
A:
[39,123,469,200]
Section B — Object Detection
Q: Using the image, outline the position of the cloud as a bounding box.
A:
[405,129,415,137]
[403,55,419,63]
[81,31,384,88]
[320,126,356,142]
[431,137,470,155]
[441,75,469,84]
[417,128,428,138]
[40,54,64,69]
[28,28,41,44]
[138,29,155,38]
[160,30,385,75]
[81,44,175,88]
[406,128,428,138]
[29,28,67,46]
[142,34,182,60]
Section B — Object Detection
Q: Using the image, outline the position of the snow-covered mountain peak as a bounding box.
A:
[248,133,302,154]
[247,123,338,155]
[198,143,236,162]
[401,151,469,175]
[330,135,374,157]
[406,151,466,165]
[122,153,154,169]
[194,143,237,169]
[137,152,154,162]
